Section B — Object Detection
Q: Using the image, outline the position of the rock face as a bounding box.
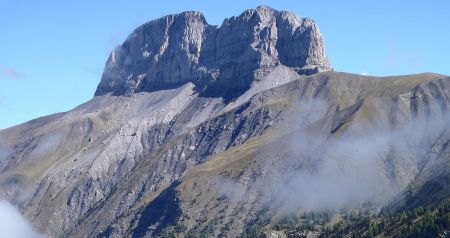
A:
[95,6,331,98]
[1,6,450,238]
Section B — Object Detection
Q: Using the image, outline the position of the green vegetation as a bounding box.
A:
[323,202,450,238]
[239,210,272,238]
[238,200,450,238]
[155,200,450,237]
[275,212,333,231]
[387,203,450,238]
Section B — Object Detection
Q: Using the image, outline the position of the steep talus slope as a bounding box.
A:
[106,72,450,237]
[0,5,449,238]
[1,71,449,237]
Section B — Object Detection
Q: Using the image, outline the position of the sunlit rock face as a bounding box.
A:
[2,5,450,238]
[94,6,331,98]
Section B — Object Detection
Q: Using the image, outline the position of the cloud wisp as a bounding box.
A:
[214,96,449,215]
[0,200,46,238]
[1,66,23,80]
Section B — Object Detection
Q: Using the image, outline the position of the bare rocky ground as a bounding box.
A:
[0,6,449,238]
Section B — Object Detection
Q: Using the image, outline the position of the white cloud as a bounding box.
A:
[0,200,46,238]
[360,70,369,76]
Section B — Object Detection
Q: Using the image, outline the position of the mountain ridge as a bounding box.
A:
[0,6,450,238]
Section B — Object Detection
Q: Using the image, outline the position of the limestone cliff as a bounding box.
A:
[1,6,450,238]
[95,6,331,98]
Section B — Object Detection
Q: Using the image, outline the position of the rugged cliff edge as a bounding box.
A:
[0,6,450,238]
[95,6,331,98]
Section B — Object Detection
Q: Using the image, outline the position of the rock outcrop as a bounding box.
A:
[1,5,450,238]
[95,6,331,98]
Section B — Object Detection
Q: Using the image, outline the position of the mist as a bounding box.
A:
[217,97,450,214]
[0,200,45,238]
[28,131,64,159]
[275,98,448,213]
[277,99,448,212]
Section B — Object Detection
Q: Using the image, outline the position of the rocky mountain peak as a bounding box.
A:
[95,6,332,98]
[2,5,450,238]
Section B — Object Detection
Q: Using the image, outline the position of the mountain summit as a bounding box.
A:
[95,6,331,98]
[1,6,450,238]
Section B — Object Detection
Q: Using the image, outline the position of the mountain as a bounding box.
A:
[1,6,449,238]
[95,6,330,98]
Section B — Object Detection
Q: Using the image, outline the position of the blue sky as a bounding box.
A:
[1,1,449,129]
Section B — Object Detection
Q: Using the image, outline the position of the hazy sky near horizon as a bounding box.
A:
[1,1,449,128]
